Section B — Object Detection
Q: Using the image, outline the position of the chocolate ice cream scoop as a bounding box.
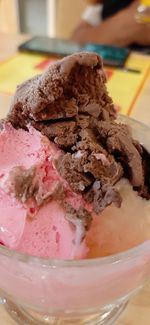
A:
[8,52,116,127]
[7,52,150,214]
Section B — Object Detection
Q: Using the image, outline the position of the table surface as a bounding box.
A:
[0,32,150,325]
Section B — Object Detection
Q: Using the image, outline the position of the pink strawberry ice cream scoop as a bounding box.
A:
[0,188,26,248]
[0,52,150,259]
[0,123,89,258]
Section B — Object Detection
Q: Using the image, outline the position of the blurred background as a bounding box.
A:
[0,0,150,125]
[0,0,85,38]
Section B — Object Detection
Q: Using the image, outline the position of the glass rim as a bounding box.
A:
[0,239,150,268]
[0,115,150,268]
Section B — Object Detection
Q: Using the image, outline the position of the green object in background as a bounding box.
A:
[18,36,81,57]
[82,44,130,67]
[19,37,130,68]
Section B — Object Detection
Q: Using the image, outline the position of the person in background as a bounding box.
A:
[71,0,150,48]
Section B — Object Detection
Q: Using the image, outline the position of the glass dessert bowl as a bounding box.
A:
[0,115,150,325]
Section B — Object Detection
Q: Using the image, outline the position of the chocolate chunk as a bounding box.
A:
[83,156,123,184]
[138,146,150,199]
[65,204,92,244]
[38,98,78,121]
[133,139,143,156]
[9,166,66,206]
[73,128,123,185]
[55,153,93,193]
[84,181,122,213]
[54,121,123,214]
[82,102,102,118]
[7,103,30,130]
[32,120,78,148]
[0,119,5,131]
[9,166,38,203]
[97,121,144,188]
[76,114,91,129]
